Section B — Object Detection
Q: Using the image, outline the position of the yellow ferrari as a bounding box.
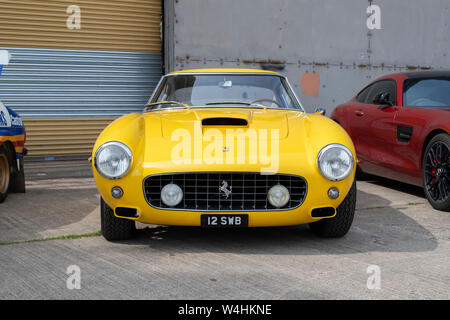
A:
[92,69,357,241]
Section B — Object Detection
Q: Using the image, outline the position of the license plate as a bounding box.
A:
[201,214,248,227]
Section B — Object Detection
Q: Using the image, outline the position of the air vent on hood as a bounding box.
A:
[202,117,248,126]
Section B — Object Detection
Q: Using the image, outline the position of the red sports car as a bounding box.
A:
[332,71,450,211]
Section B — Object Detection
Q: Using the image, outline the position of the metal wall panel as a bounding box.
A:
[170,0,450,114]
[0,47,161,118]
[0,0,162,52]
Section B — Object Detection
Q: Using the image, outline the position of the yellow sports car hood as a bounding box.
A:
[158,108,289,139]
[93,108,355,176]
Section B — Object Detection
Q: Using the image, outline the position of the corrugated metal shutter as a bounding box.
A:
[0,47,161,118]
[0,0,162,52]
[0,0,163,157]
[23,118,113,157]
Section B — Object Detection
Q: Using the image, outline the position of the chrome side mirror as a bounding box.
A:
[315,107,326,116]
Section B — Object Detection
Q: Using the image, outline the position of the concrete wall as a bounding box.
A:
[165,0,450,114]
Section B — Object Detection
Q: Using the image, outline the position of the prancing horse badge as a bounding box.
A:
[219,180,232,198]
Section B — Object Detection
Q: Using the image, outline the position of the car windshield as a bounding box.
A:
[403,78,450,108]
[149,74,302,110]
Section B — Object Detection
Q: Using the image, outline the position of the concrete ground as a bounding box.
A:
[1,161,449,299]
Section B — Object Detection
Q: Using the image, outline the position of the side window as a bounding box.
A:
[356,86,371,103]
[277,83,295,109]
[403,78,450,108]
[156,83,169,102]
[365,80,397,105]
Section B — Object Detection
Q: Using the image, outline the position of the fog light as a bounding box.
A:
[268,184,290,208]
[328,187,339,199]
[161,183,183,207]
[111,186,123,199]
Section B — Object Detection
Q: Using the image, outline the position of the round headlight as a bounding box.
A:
[318,144,354,181]
[94,141,132,179]
[268,184,290,208]
[161,183,183,207]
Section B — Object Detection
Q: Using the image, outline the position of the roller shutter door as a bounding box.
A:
[0,0,162,157]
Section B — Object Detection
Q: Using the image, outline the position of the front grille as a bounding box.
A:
[143,172,307,211]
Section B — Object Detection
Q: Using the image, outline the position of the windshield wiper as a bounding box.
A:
[205,101,267,109]
[205,101,251,106]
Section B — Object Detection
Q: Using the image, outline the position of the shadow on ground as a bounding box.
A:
[1,174,437,255]
[357,173,426,199]
[119,184,438,255]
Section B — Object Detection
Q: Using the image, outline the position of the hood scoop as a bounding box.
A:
[202,117,248,126]
[156,109,289,139]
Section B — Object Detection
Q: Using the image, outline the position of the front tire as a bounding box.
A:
[101,198,135,241]
[0,146,11,203]
[423,133,450,211]
[309,181,357,238]
[9,156,25,193]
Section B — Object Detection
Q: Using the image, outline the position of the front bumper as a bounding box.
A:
[93,167,355,227]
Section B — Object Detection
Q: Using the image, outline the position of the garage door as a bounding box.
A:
[0,0,162,157]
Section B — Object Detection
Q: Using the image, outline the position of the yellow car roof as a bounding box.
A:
[168,68,280,75]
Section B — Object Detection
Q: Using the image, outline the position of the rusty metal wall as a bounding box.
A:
[168,0,450,114]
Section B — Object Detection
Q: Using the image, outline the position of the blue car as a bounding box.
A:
[0,50,26,202]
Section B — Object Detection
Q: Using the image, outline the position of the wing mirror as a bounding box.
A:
[315,107,326,116]
[373,92,394,109]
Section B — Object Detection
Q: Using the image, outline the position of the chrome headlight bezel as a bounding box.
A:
[94,141,132,180]
[317,143,354,181]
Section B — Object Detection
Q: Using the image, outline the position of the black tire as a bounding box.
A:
[100,197,135,241]
[422,133,450,211]
[355,166,370,181]
[9,156,25,193]
[0,146,10,203]
[309,180,357,238]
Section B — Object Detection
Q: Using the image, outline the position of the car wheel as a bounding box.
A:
[309,180,356,238]
[355,165,371,181]
[100,197,135,241]
[423,133,450,211]
[0,146,10,203]
[9,156,25,193]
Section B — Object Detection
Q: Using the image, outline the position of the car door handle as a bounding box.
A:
[354,110,365,117]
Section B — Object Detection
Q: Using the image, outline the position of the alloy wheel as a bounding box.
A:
[424,141,450,202]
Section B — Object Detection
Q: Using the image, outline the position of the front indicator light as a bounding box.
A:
[328,187,339,199]
[111,187,123,199]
